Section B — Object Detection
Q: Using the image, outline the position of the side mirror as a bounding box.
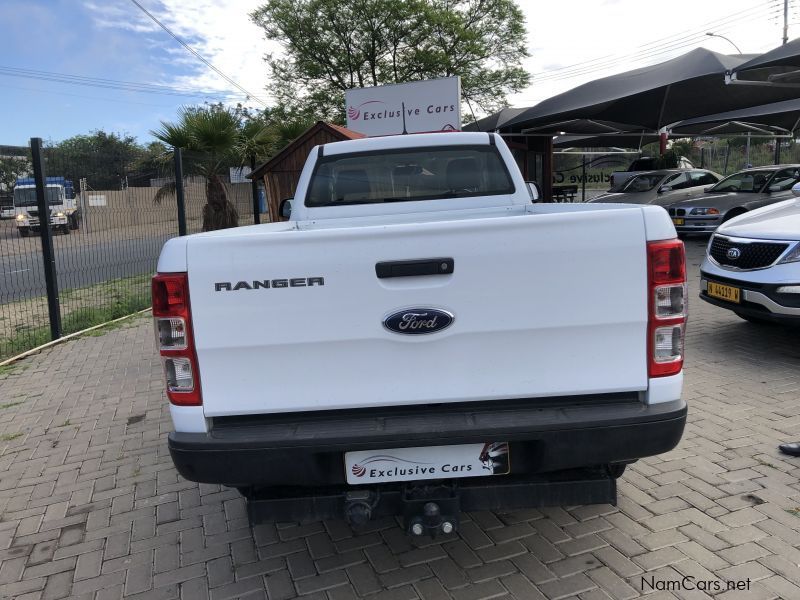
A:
[279,198,293,219]
[703,186,713,193]
[792,182,800,197]
[526,181,542,202]
[659,186,672,193]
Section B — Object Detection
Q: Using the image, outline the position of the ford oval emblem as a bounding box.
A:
[727,247,742,260]
[383,308,454,335]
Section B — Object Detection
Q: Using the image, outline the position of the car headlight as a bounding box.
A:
[778,242,800,264]
[54,212,65,217]
[16,214,25,221]
[690,207,720,216]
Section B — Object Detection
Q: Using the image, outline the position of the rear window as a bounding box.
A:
[305,145,515,207]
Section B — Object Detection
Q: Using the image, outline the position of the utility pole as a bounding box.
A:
[784,0,789,45]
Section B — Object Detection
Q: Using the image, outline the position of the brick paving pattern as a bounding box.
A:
[0,239,798,600]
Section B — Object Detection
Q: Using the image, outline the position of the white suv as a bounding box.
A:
[699,184,800,325]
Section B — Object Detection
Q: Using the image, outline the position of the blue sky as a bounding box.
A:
[1,0,268,145]
[0,0,789,146]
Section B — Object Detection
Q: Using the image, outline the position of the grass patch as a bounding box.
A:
[0,432,23,442]
[785,507,800,518]
[0,273,151,361]
[0,401,23,410]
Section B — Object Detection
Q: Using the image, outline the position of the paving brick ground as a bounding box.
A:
[0,239,798,600]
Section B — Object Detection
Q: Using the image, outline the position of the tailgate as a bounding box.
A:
[188,210,649,417]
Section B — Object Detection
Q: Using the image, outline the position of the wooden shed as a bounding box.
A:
[249,121,365,222]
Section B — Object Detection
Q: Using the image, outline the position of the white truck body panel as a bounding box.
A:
[187,205,651,417]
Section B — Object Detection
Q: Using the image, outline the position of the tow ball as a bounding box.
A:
[403,484,459,538]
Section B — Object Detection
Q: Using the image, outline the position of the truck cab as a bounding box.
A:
[13,177,78,237]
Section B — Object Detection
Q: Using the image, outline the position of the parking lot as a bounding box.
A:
[0,238,798,600]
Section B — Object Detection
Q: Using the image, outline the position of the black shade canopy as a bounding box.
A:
[730,37,800,84]
[503,48,800,132]
[464,107,527,131]
[669,98,800,135]
[522,118,649,135]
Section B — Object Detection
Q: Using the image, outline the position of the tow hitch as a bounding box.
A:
[246,468,617,533]
[403,484,459,537]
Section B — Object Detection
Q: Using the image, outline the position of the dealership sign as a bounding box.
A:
[345,77,462,137]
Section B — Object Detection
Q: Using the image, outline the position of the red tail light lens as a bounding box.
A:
[647,240,687,378]
[152,273,202,406]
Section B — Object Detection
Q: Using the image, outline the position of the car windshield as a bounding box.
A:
[13,186,62,207]
[709,170,775,193]
[621,173,664,192]
[305,145,514,207]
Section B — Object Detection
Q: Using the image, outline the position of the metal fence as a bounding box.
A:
[0,138,265,361]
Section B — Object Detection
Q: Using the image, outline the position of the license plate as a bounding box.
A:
[672,218,684,225]
[707,281,740,303]
[345,442,510,484]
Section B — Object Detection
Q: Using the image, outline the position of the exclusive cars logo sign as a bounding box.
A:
[345,76,462,137]
[345,443,510,484]
[383,308,453,335]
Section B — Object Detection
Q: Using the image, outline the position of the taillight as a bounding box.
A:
[152,273,202,406]
[647,240,687,377]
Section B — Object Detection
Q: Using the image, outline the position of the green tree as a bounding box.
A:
[51,131,145,189]
[0,156,30,191]
[151,104,274,231]
[250,0,530,120]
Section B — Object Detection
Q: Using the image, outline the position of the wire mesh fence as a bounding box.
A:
[0,139,266,361]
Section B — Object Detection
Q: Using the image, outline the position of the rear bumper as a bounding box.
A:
[168,395,687,487]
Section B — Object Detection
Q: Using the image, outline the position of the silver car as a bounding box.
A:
[667,165,800,234]
[591,169,721,206]
[699,185,800,325]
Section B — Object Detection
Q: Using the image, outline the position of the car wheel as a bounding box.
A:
[735,312,772,325]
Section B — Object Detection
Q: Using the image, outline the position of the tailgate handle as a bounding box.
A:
[376,258,454,279]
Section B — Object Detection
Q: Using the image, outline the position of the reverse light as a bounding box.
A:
[647,240,687,377]
[777,242,800,265]
[155,317,187,349]
[152,273,201,406]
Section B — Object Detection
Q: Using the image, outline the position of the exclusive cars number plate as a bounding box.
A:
[345,443,510,484]
[707,281,740,303]
[672,218,684,225]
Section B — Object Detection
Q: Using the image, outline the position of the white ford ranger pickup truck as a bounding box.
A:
[153,132,687,534]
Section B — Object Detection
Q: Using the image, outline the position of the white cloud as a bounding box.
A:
[88,0,790,113]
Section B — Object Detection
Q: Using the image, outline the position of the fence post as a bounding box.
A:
[700,147,705,168]
[581,155,586,202]
[251,155,261,225]
[174,147,187,236]
[774,139,782,165]
[723,143,730,175]
[30,137,62,341]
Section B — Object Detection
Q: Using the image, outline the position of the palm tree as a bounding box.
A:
[152,105,272,231]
